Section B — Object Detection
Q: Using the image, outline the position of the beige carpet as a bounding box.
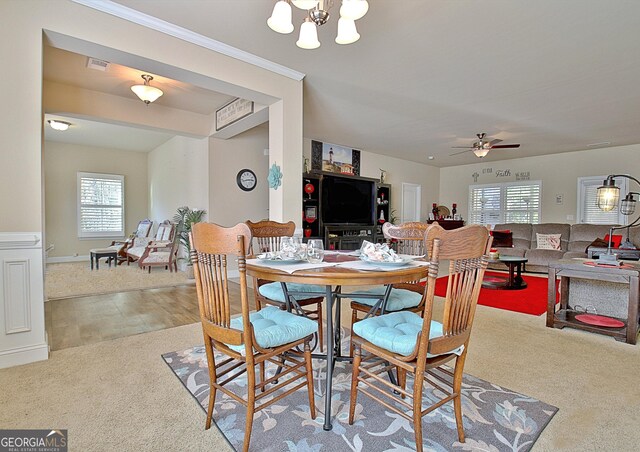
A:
[45,262,194,300]
[1,293,639,451]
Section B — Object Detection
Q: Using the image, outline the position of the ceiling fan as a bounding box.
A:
[450,133,521,158]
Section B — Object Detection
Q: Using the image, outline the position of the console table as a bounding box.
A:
[427,220,465,230]
[547,259,640,344]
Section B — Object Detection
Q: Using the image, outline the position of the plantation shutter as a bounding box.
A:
[469,185,502,225]
[578,176,626,225]
[78,172,125,238]
[504,183,541,223]
[469,181,542,226]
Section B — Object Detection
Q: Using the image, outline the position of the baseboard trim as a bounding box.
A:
[0,342,49,369]
[47,255,89,264]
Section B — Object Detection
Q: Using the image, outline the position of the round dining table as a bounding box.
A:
[246,253,429,431]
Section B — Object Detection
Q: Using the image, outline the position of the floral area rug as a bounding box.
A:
[163,333,557,451]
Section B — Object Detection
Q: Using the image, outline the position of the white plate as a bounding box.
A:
[360,257,413,267]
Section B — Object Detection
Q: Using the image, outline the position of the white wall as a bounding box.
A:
[148,136,209,224]
[439,144,640,224]
[44,141,148,258]
[210,124,270,227]
[0,0,302,368]
[304,139,440,223]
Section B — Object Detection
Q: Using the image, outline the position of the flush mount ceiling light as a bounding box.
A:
[268,0,368,49]
[130,74,163,105]
[47,119,72,131]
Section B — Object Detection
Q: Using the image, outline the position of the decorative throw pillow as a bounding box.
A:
[603,234,623,248]
[536,233,562,250]
[585,238,608,253]
[490,230,513,247]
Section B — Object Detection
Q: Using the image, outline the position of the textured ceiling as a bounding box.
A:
[56,0,640,165]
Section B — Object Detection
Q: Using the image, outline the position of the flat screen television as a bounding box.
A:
[321,175,375,224]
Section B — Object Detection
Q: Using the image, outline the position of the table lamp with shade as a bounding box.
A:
[596,174,640,264]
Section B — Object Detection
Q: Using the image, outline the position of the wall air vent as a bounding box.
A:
[86,57,110,71]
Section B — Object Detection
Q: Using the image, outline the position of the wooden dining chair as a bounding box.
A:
[246,219,325,351]
[190,222,317,452]
[348,221,430,356]
[348,224,492,452]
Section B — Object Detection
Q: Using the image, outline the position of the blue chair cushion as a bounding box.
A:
[349,286,422,311]
[228,306,318,352]
[352,311,463,357]
[259,282,325,302]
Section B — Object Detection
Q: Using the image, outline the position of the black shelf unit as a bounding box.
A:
[375,183,392,239]
[325,225,375,251]
[302,171,380,249]
[302,175,321,239]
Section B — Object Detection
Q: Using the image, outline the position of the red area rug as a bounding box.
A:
[434,271,559,316]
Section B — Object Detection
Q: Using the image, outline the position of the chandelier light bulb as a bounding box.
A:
[267,0,294,34]
[339,0,369,20]
[335,17,360,44]
[131,74,163,105]
[297,18,320,49]
[292,0,319,10]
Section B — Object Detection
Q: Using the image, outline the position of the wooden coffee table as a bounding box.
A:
[483,256,528,290]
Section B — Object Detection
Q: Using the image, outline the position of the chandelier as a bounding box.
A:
[267,0,369,49]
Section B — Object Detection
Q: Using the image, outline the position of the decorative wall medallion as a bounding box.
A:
[267,163,282,190]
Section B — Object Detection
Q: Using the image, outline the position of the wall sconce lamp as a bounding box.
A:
[596,174,640,263]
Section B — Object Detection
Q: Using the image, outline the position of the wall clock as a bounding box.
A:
[236,168,257,191]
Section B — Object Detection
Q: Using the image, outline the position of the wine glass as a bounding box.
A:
[307,239,324,263]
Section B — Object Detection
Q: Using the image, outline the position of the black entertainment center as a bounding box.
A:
[302,171,389,250]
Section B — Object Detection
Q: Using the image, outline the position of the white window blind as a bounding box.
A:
[77,172,124,238]
[469,181,542,226]
[577,176,627,225]
[504,184,541,223]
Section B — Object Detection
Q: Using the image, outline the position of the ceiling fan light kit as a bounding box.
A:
[131,74,164,105]
[268,0,368,49]
[450,132,521,158]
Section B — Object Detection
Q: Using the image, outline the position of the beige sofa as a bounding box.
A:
[490,222,638,273]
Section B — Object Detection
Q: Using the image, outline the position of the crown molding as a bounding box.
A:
[71,0,305,82]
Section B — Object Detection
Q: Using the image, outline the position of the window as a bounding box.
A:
[469,181,542,226]
[577,176,627,225]
[77,172,125,238]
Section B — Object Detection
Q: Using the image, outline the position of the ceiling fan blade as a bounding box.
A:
[489,144,520,149]
[487,139,503,146]
[449,149,472,156]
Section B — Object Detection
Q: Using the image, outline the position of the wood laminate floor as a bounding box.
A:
[45,284,254,351]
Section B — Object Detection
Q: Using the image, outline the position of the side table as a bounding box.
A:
[90,247,119,270]
[547,259,640,344]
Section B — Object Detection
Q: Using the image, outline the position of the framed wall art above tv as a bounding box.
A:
[311,140,361,176]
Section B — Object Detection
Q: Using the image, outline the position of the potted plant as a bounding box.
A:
[173,206,207,276]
